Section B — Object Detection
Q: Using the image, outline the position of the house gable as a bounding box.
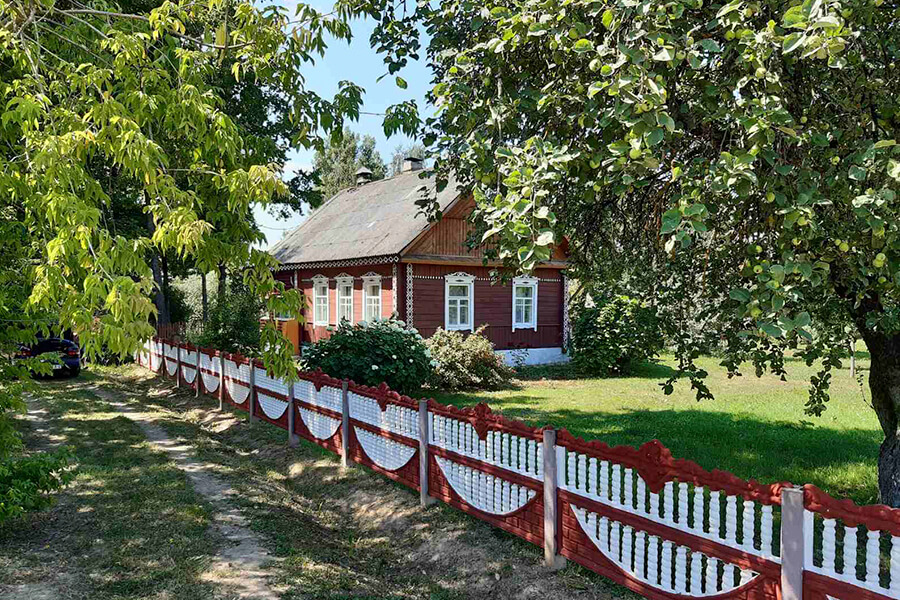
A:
[401,194,568,265]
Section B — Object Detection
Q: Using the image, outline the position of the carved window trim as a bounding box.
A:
[512,275,539,332]
[312,275,330,326]
[444,272,475,331]
[362,272,382,322]
[335,273,354,324]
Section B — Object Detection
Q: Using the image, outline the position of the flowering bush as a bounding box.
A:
[302,318,434,395]
[570,295,663,376]
[425,326,514,390]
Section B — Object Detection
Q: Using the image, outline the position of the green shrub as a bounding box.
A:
[189,287,263,354]
[0,358,74,524]
[164,284,193,326]
[571,295,663,376]
[302,319,433,395]
[426,326,514,390]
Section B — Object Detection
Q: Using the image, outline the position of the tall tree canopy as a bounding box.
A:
[368,0,900,504]
[389,141,425,176]
[312,127,387,199]
[0,0,387,518]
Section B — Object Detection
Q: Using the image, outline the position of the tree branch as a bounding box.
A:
[58,8,255,50]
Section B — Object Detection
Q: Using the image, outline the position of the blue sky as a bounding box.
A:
[254,1,432,247]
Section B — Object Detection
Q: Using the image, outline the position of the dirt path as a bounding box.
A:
[92,386,282,600]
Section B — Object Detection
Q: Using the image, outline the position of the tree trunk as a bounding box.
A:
[217,263,227,300]
[860,330,900,506]
[146,213,169,326]
[201,271,209,323]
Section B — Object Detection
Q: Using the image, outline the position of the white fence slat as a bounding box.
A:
[890,535,900,594]
[725,495,738,545]
[706,556,719,594]
[866,529,881,586]
[743,500,756,551]
[647,534,659,585]
[661,540,674,592]
[690,551,702,594]
[709,491,721,539]
[693,486,705,533]
[674,545,687,594]
[823,519,837,573]
[678,483,689,528]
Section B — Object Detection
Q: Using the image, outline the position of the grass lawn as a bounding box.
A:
[432,352,882,505]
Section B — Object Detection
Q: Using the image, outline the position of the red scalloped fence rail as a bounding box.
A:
[138,338,900,600]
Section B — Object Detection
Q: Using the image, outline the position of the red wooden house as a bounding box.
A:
[268,159,570,365]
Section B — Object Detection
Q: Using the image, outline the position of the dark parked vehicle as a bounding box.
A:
[18,337,82,377]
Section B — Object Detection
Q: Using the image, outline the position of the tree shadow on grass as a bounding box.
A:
[514,359,680,383]
[3,381,222,600]
[430,393,882,505]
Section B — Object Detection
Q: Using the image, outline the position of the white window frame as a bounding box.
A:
[335,274,354,324]
[444,272,475,331]
[312,275,330,326]
[362,273,382,322]
[512,275,539,331]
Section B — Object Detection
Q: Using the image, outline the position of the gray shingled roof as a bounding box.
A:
[269,171,463,265]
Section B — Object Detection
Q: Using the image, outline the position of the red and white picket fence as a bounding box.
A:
[139,337,900,600]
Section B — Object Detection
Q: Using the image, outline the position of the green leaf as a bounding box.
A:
[658,113,675,132]
[698,39,722,53]
[653,47,675,61]
[601,9,614,29]
[717,0,744,18]
[760,322,784,338]
[647,128,664,146]
[660,209,682,234]
[729,288,751,302]
[874,139,897,149]
[783,33,806,54]
[216,22,227,47]
[889,160,900,181]
[395,76,408,89]
[573,39,594,53]
[775,164,794,175]
[848,165,867,181]
[535,230,555,246]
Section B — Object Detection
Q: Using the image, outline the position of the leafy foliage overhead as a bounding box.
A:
[0,0,376,373]
[312,127,388,200]
[366,0,900,503]
[0,0,406,519]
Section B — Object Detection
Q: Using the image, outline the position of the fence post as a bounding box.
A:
[780,487,805,600]
[418,400,436,508]
[341,380,350,468]
[175,344,181,388]
[218,354,224,411]
[248,360,256,425]
[287,381,299,447]
[542,429,567,570]
[195,348,201,398]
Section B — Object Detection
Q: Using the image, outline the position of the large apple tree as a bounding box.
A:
[368,0,900,504]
